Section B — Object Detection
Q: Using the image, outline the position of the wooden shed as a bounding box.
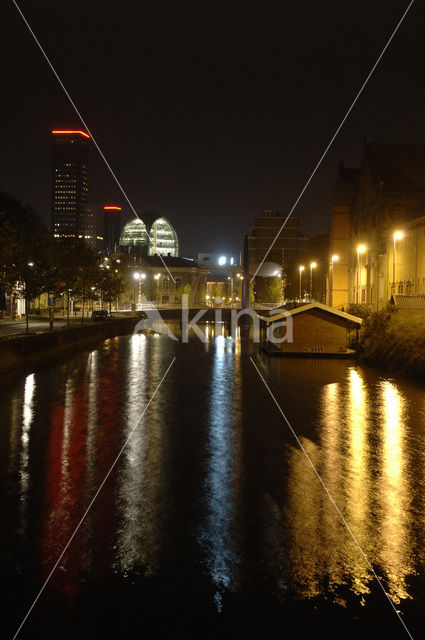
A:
[262,302,362,357]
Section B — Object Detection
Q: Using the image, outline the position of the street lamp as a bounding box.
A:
[67,289,72,326]
[227,275,234,301]
[309,262,317,301]
[133,272,145,309]
[393,231,403,299]
[154,273,161,304]
[330,255,339,307]
[356,244,366,304]
[299,265,305,301]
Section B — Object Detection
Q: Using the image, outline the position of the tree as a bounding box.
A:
[97,266,125,312]
[253,276,281,304]
[0,193,59,332]
[71,244,99,323]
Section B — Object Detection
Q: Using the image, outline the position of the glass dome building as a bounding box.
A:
[119,215,179,256]
[118,217,148,249]
[148,217,179,257]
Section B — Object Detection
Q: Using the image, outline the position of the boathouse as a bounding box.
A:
[262,302,362,356]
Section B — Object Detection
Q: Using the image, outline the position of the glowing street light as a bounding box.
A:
[329,255,339,307]
[356,244,366,304]
[299,265,305,300]
[393,231,404,298]
[133,272,145,308]
[309,262,317,301]
[153,273,161,303]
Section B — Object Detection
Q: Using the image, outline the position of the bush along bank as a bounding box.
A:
[359,310,425,379]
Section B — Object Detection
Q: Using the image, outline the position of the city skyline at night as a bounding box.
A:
[2,4,425,640]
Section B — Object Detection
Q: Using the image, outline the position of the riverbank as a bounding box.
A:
[359,310,425,379]
[0,316,139,374]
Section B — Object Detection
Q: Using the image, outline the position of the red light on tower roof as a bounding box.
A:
[104,205,122,211]
[52,130,90,139]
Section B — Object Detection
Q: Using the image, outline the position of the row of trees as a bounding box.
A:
[0,193,124,332]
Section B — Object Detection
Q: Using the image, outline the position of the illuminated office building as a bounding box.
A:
[103,205,123,254]
[51,129,90,240]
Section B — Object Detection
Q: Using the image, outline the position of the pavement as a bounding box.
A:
[0,316,94,337]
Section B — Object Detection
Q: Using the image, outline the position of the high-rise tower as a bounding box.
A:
[51,130,90,239]
[103,205,122,254]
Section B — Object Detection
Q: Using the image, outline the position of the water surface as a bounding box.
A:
[1,331,425,638]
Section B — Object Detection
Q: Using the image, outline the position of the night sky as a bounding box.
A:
[2,0,424,257]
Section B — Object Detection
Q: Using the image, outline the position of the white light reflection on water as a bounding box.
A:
[200,334,239,611]
[85,350,98,486]
[18,373,35,535]
[115,333,155,574]
[60,375,74,487]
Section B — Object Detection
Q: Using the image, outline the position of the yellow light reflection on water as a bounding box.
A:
[377,380,412,603]
[346,368,371,597]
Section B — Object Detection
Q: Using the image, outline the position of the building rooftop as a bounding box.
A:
[365,141,425,193]
[263,302,363,325]
[145,255,198,268]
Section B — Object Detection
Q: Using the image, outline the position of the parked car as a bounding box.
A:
[91,310,111,321]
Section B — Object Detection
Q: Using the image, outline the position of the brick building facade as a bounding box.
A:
[329,141,425,309]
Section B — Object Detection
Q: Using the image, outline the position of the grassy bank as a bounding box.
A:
[359,310,425,378]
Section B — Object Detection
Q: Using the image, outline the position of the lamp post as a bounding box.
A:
[329,255,339,307]
[154,273,161,304]
[227,275,234,304]
[236,273,244,303]
[356,245,366,304]
[67,289,72,327]
[133,272,146,309]
[393,231,403,299]
[299,265,305,301]
[309,262,317,301]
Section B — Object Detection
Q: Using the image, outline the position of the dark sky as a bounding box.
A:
[2,0,425,257]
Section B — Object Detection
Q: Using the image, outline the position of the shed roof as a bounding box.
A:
[263,302,363,325]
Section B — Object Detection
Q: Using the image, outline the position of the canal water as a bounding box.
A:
[1,327,425,639]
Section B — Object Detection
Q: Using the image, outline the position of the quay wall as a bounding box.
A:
[0,317,139,374]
